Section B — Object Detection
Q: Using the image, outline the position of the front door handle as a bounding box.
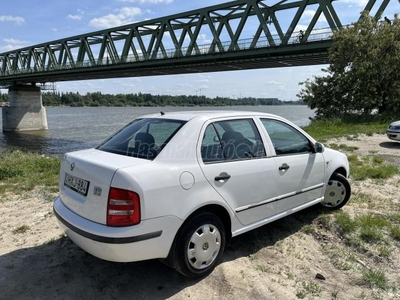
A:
[279,163,290,171]
[215,172,231,181]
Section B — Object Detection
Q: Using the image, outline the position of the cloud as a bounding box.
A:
[199,34,211,44]
[266,80,281,85]
[3,38,25,44]
[0,38,28,52]
[302,10,316,20]
[117,0,173,4]
[67,14,83,20]
[0,15,25,25]
[175,83,193,87]
[302,10,327,24]
[67,9,84,21]
[341,0,368,6]
[89,7,142,28]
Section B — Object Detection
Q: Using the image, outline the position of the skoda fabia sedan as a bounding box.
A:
[54,111,351,278]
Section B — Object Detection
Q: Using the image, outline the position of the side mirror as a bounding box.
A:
[315,142,325,153]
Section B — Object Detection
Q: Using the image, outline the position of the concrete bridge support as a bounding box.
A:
[2,85,48,131]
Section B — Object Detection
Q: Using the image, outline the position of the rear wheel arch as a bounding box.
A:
[161,204,232,274]
[194,204,232,240]
[177,204,232,241]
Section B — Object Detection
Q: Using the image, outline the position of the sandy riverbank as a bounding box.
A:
[0,134,399,300]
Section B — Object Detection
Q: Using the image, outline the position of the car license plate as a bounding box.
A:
[64,173,90,196]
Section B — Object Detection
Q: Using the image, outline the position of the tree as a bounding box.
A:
[297,12,400,119]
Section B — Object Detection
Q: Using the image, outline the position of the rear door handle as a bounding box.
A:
[279,163,290,171]
[215,172,231,181]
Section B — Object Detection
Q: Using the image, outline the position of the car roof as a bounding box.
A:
[140,110,281,121]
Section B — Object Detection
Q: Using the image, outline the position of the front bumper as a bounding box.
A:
[54,196,182,262]
[386,130,400,141]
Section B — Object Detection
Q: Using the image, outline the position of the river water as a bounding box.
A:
[0,106,314,155]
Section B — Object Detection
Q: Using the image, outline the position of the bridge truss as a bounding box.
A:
[0,0,394,85]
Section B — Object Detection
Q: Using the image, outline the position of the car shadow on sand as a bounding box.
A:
[378,141,400,166]
[379,141,400,149]
[0,207,324,300]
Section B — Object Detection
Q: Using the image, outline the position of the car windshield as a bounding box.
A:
[96,118,186,159]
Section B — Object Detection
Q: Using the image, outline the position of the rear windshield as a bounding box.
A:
[96,118,186,159]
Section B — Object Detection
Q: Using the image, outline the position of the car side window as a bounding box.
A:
[201,124,225,163]
[261,119,312,155]
[201,118,266,163]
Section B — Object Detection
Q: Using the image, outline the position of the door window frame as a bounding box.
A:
[260,118,314,156]
[198,117,268,164]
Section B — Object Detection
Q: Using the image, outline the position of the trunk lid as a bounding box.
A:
[59,149,149,224]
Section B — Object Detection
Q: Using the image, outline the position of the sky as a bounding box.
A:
[0,0,399,101]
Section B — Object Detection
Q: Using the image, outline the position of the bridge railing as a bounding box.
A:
[0,27,334,77]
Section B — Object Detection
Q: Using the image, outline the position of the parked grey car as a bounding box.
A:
[386,121,400,141]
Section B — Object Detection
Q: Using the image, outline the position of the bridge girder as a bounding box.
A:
[0,0,394,85]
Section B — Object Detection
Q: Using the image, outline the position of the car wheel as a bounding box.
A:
[321,173,351,209]
[174,212,226,278]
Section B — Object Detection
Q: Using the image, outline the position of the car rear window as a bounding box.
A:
[96,118,186,159]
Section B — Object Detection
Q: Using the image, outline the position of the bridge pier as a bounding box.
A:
[2,85,48,131]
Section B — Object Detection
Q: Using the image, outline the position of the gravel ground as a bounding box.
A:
[1,134,399,300]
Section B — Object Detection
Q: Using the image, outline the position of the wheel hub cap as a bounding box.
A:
[187,224,221,270]
[323,179,346,207]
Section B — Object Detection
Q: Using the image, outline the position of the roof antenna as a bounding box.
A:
[160,111,165,115]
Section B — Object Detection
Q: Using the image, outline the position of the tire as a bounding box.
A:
[321,172,351,210]
[174,212,226,278]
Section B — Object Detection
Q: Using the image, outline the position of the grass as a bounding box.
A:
[335,212,391,241]
[358,214,391,228]
[296,281,321,299]
[362,269,390,290]
[331,289,340,299]
[335,211,357,234]
[379,246,392,258]
[0,150,60,195]
[12,225,30,234]
[350,192,373,204]
[317,213,331,229]
[328,143,359,152]
[359,227,384,243]
[301,224,315,234]
[390,226,400,241]
[348,154,400,180]
[332,259,353,271]
[302,116,389,141]
[332,209,400,260]
[255,264,271,273]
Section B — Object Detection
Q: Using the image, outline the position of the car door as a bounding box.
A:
[198,117,279,226]
[260,118,325,213]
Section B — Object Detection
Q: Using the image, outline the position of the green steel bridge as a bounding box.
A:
[0,0,395,86]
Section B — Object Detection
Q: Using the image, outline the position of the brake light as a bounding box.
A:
[107,188,140,227]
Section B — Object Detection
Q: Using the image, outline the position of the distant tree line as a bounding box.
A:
[30,92,304,107]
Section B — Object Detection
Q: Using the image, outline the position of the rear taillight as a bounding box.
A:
[107,188,140,227]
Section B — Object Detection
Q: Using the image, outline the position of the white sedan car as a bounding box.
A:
[54,111,351,278]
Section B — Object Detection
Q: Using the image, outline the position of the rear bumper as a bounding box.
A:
[54,196,182,262]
